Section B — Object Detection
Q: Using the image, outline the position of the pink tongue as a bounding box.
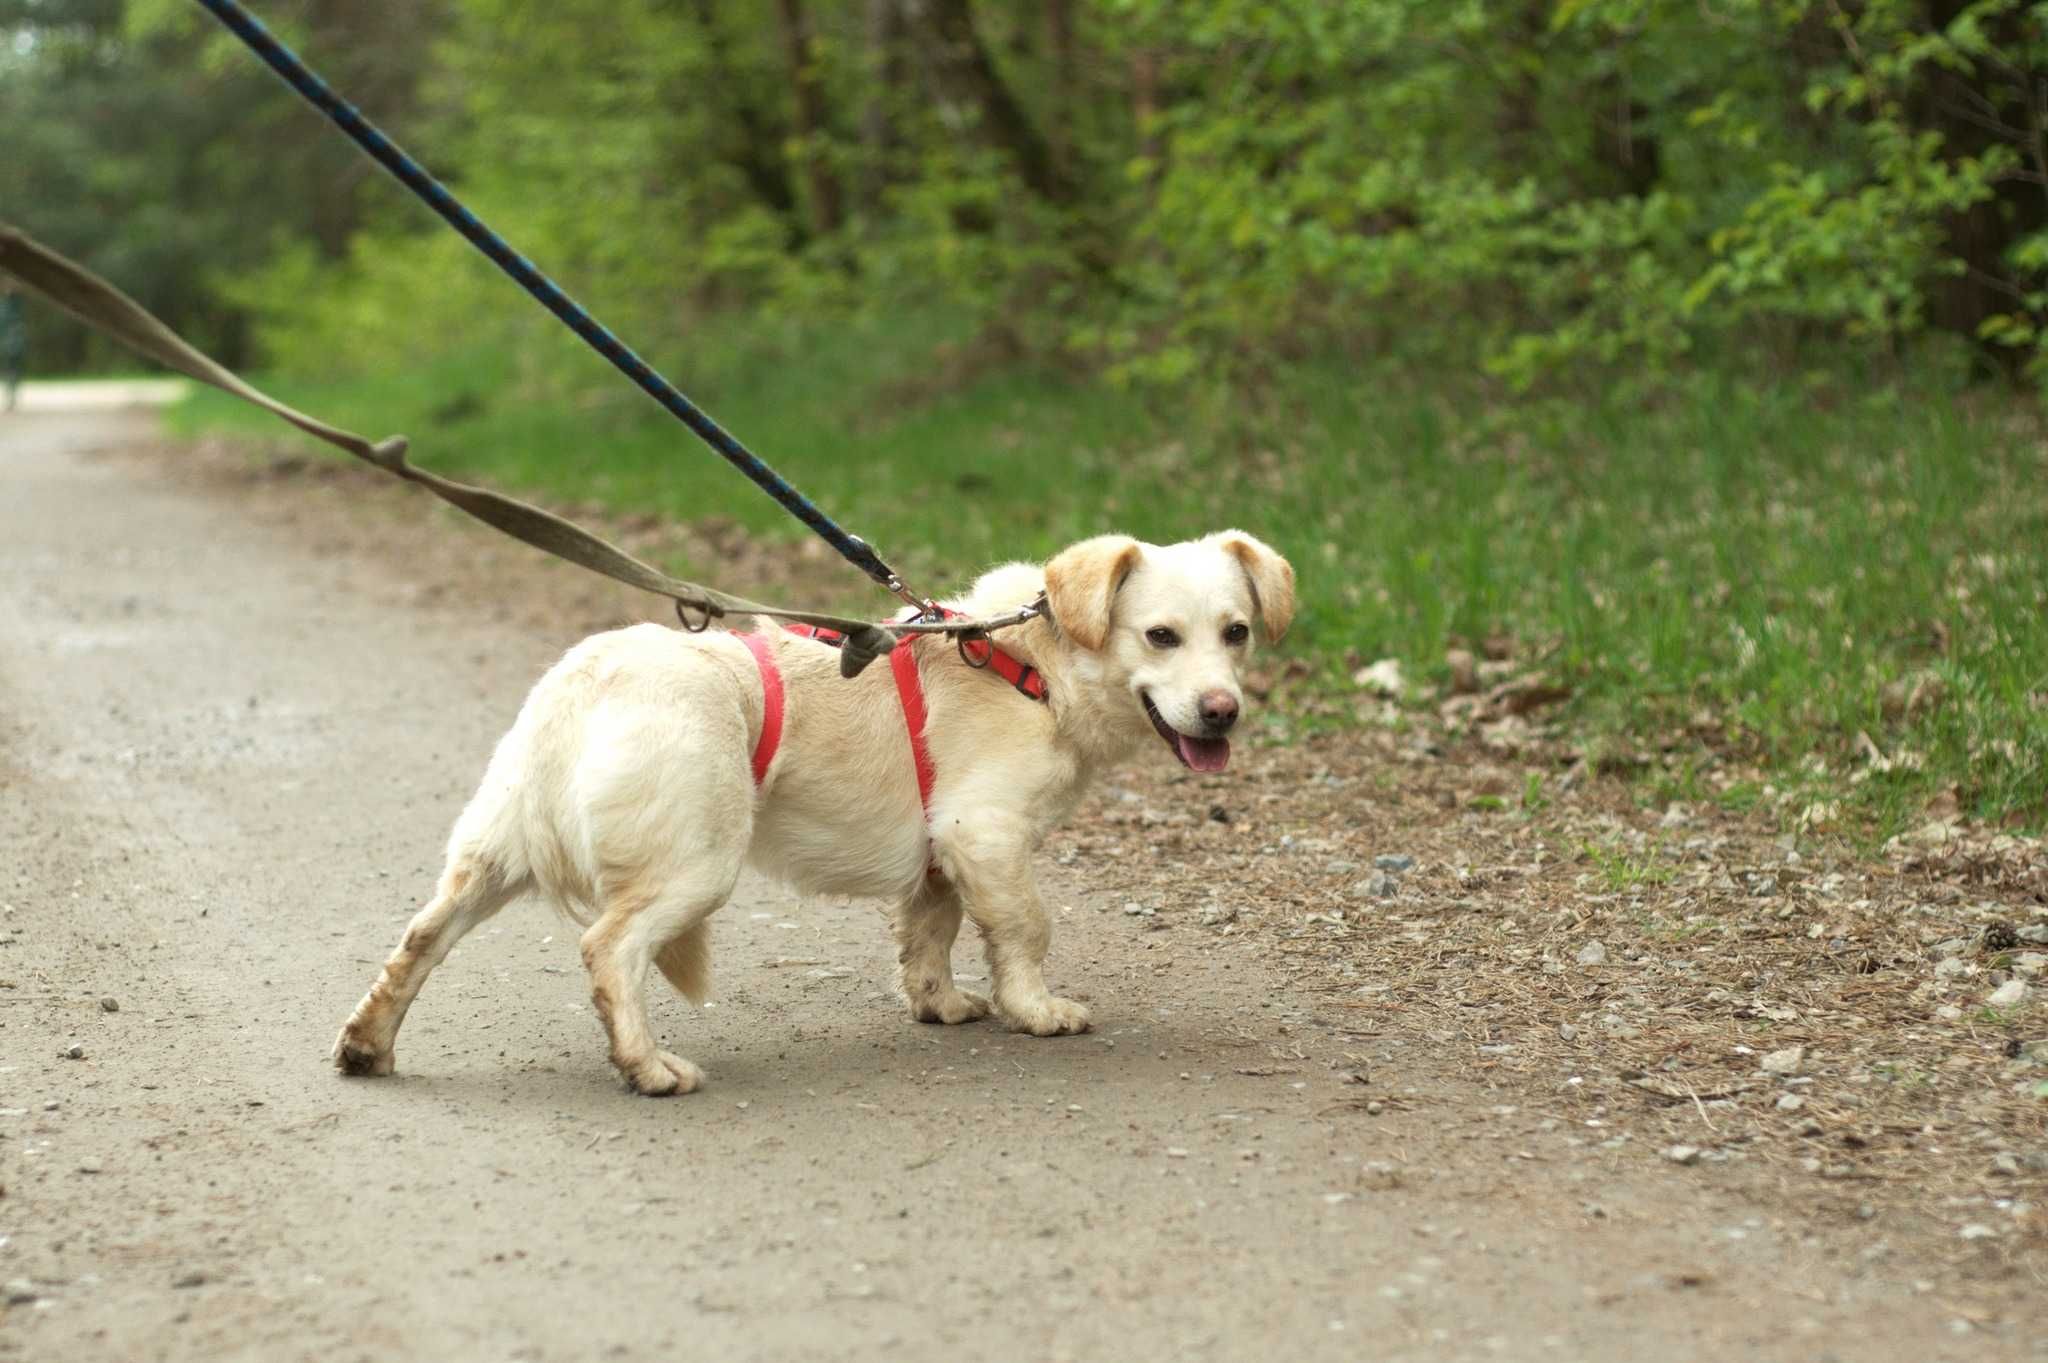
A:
[1176,733,1231,772]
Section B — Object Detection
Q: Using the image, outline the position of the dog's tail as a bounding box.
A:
[653,922,711,1004]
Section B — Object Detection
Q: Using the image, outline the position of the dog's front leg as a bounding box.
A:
[937,816,1090,1037]
[893,878,993,1025]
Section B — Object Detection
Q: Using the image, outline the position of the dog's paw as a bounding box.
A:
[621,1050,705,1097]
[1002,994,1092,1037]
[911,988,991,1026]
[332,1028,395,1077]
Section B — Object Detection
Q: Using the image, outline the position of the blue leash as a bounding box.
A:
[192,0,931,613]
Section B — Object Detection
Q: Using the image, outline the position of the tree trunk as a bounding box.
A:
[905,0,1071,204]
[1045,0,1075,176]
[688,0,801,229]
[862,0,907,210]
[775,0,845,236]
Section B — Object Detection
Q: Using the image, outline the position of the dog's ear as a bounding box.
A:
[1043,535,1143,651]
[1213,530,1296,643]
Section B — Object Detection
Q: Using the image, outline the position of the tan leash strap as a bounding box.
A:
[0,223,943,660]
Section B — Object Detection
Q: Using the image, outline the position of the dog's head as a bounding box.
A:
[1042,530,1294,771]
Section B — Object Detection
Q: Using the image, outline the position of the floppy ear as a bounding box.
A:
[1043,535,1143,652]
[1214,530,1296,643]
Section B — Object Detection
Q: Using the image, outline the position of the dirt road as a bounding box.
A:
[0,409,2012,1360]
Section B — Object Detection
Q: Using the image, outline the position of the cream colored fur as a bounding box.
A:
[332,530,1293,1095]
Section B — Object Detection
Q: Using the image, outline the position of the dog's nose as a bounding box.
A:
[1198,690,1239,732]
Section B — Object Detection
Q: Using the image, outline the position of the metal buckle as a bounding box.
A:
[674,596,715,633]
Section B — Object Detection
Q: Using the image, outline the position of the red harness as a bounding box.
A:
[736,617,1048,817]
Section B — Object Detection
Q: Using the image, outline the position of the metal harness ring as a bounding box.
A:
[674,596,716,633]
[956,632,994,670]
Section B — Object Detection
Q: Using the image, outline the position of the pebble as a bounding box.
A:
[1373,854,1415,873]
[1987,979,2031,1009]
[1121,902,1155,918]
[1934,1004,1963,1021]
[1664,1144,1702,1165]
[1932,957,1970,981]
[1198,904,1238,927]
[1575,941,1609,967]
[99,995,119,1013]
[2019,925,2048,945]
[78,1157,103,1174]
[1760,1046,1805,1076]
[1361,872,1398,900]
[62,1043,84,1060]
[1557,1024,1578,1042]
[1958,1223,1997,1242]
[1775,1094,1805,1113]
[1748,874,1779,898]
[171,1269,208,1289]
[3,1278,36,1305]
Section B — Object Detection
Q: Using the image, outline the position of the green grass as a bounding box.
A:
[166,313,2048,837]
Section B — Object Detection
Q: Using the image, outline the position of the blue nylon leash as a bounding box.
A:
[191,0,932,612]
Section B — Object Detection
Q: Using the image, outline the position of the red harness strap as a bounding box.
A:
[769,616,1047,813]
[736,631,785,786]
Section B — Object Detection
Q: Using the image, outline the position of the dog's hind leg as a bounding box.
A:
[333,852,524,1076]
[581,855,738,1096]
[893,878,990,1025]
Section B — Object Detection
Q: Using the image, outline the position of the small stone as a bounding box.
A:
[171,1269,208,1290]
[1352,658,1405,696]
[42,1100,59,1112]
[4,1278,36,1305]
[1988,979,2031,1009]
[2014,953,2047,977]
[1760,1046,1805,1076]
[1933,957,1970,981]
[1121,902,1153,918]
[1958,1223,1997,1242]
[1557,1024,1578,1042]
[99,995,119,1013]
[1373,854,1416,873]
[1445,648,1479,695]
[1362,872,1398,900]
[1775,1094,1805,1113]
[2019,925,2048,945]
[1748,874,1779,898]
[1664,1144,1702,1165]
[1934,1004,1963,1021]
[62,1043,84,1060]
[1575,941,1609,967]
[1198,904,1238,927]
[78,1157,102,1174]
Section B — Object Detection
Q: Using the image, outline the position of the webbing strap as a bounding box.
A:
[0,223,906,650]
[889,642,938,811]
[736,632,784,786]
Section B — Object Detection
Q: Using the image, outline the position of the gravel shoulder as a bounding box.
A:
[0,410,2030,1360]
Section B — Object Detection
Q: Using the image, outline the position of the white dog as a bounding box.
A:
[333,530,1294,1094]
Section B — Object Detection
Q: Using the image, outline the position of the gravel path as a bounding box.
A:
[0,410,1997,1361]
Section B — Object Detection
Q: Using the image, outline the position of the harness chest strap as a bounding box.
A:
[734,624,1047,812]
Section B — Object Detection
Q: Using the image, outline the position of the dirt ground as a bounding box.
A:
[1,404,2041,1361]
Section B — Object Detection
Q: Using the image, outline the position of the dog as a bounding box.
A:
[332,530,1294,1094]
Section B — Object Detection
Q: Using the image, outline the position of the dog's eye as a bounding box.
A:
[1145,627,1181,649]
[1223,622,1251,646]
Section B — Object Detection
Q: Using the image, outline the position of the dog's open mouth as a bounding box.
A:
[1142,693,1230,772]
